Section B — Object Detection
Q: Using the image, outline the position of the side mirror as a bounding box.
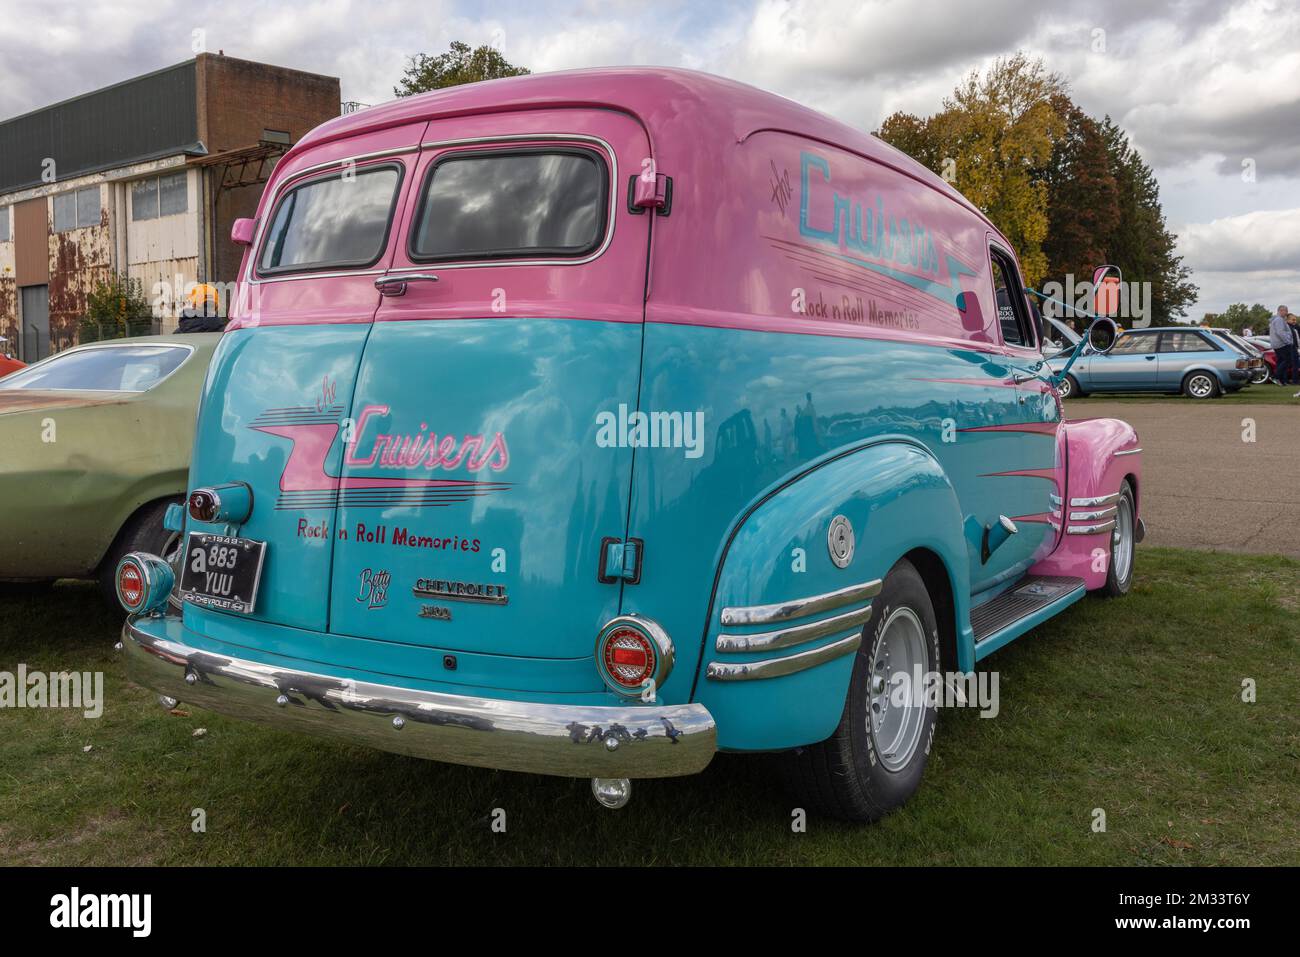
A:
[231,218,256,247]
[1091,264,1123,317]
[1088,317,1120,354]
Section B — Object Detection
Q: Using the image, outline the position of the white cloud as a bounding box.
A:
[0,0,1295,318]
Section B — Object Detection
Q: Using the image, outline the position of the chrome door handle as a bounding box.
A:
[375,273,439,296]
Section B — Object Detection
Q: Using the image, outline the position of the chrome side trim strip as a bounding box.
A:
[1049,492,1063,507]
[1069,506,1118,522]
[1066,520,1116,535]
[706,633,862,682]
[1113,447,1143,457]
[1070,492,1121,507]
[720,578,883,626]
[716,604,873,653]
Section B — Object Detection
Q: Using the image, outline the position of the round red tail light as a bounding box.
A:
[114,552,175,615]
[595,616,674,697]
[604,629,654,687]
[117,561,145,610]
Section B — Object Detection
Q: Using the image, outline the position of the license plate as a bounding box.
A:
[178,532,267,615]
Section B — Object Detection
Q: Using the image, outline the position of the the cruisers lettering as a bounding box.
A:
[345,404,510,471]
[413,578,508,605]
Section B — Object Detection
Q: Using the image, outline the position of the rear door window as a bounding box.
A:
[258,164,403,274]
[410,149,608,262]
[1159,331,1215,353]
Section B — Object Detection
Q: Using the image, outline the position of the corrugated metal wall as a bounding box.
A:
[0,61,199,195]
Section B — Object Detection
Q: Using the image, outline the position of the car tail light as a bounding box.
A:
[1236,358,1247,369]
[115,553,175,615]
[595,616,674,697]
[188,483,253,525]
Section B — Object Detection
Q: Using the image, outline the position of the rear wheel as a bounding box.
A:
[778,559,940,822]
[1099,481,1136,598]
[1182,372,1219,399]
[97,498,180,609]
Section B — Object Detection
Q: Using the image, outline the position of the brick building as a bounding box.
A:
[0,54,339,360]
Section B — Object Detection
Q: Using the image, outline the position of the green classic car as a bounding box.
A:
[0,333,220,604]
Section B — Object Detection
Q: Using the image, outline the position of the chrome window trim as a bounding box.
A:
[717,604,873,653]
[706,632,862,682]
[242,146,420,287]
[0,341,196,394]
[1113,447,1143,457]
[1069,492,1121,508]
[243,135,620,287]
[720,578,883,627]
[1069,506,1118,522]
[388,133,619,271]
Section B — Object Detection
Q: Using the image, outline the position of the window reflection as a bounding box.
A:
[413,151,604,260]
[260,167,399,272]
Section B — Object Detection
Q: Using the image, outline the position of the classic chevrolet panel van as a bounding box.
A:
[118,68,1143,820]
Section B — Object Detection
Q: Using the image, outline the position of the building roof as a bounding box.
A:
[0,60,204,196]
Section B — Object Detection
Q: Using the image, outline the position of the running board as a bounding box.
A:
[972,575,1086,660]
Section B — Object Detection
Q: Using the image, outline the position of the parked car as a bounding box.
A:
[0,336,23,378]
[1246,336,1279,381]
[1048,325,1253,399]
[117,68,1142,821]
[1040,314,1081,358]
[1207,328,1269,384]
[0,334,220,603]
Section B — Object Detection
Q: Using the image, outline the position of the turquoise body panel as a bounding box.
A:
[179,315,1063,752]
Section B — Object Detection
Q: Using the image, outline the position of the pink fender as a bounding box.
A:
[1029,417,1142,590]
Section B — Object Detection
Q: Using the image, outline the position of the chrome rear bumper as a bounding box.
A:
[121,617,716,779]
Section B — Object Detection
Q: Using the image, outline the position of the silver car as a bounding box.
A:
[1047,326,1254,399]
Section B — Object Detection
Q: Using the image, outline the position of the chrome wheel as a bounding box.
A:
[868,606,929,772]
[1112,495,1134,585]
[1187,374,1215,398]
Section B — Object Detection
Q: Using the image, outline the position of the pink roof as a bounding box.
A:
[293,66,995,234]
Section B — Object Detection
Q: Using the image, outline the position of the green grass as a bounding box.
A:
[1065,384,1300,405]
[2,547,1297,866]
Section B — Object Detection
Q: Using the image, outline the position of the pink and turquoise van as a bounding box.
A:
[118,68,1143,820]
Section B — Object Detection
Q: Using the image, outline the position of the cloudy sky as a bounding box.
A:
[3,0,1296,316]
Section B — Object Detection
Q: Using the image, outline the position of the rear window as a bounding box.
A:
[0,344,190,392]
[258,164,402,275]
[410,149,607,262]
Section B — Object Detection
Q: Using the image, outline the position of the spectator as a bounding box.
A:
[1291,314,1300,395]
[1269,306,1295,386]
[176,282,227,334]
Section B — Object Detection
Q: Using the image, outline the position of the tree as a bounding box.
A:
[395,41,529,96]
[876,112,942,171]
[1040,94,1120,293]
[78,273,153,343]
[878,54,1066,285]
[1097,118,1198,323]
[1216,303,1272,335]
